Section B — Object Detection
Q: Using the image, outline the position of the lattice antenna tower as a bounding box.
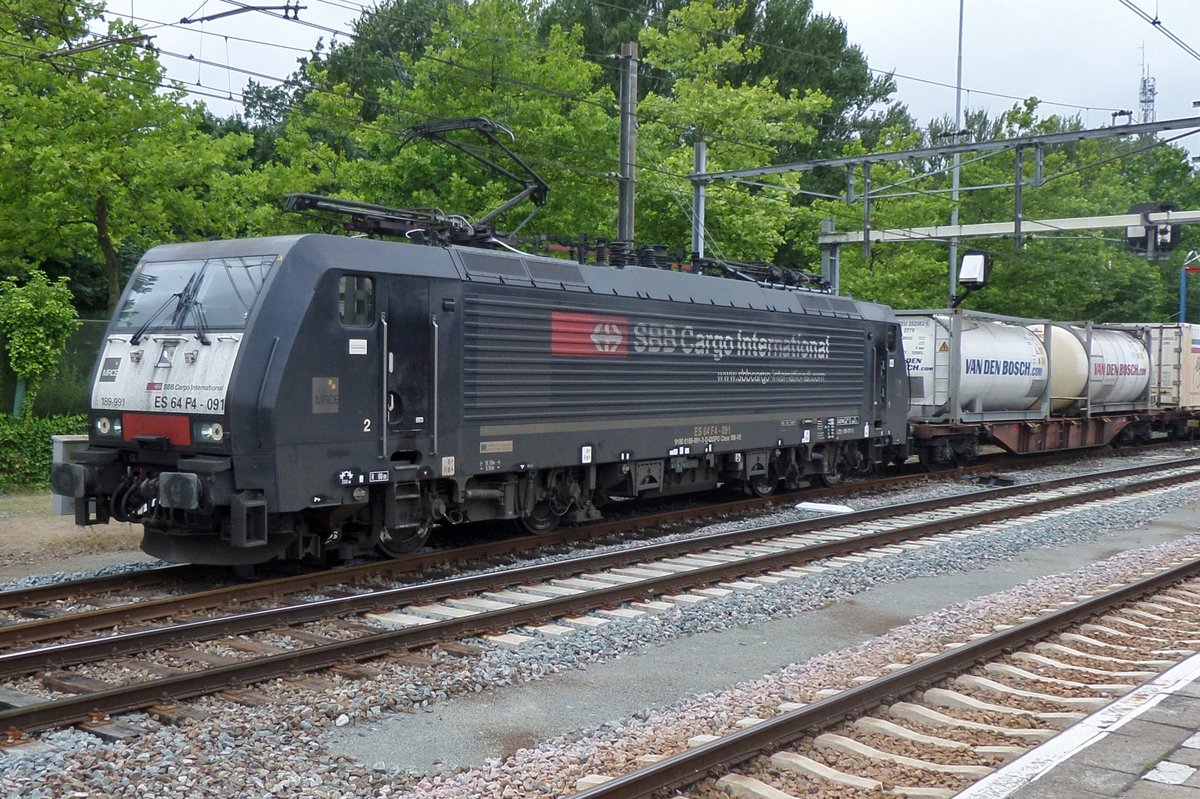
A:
[1140,42,1157,123]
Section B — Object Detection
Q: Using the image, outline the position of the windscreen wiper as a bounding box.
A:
[190,300,211,345]
[130,290,184,345]
[171,269,211,345]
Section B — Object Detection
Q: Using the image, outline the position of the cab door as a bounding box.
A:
[383,277,433,461]
[872,339,888,422]
[332,273,382,457]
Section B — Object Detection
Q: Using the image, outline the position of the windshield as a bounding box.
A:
[115,255,277,333]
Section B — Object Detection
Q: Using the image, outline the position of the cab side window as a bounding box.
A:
[339,275,374,326]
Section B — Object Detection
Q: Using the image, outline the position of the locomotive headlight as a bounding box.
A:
[199,422,224,442]
[94,416,122,437]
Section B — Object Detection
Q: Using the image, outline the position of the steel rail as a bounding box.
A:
[0,461,935,614]
[0,455,1194,651]
[0,564,198,611]
[1,465,1197,733]
[3,460,1198,674]
[2,473,899,642]
[563,558,1200,799]
[0,493,780,614]
[0,440,1176,620]
[0,499,778,647]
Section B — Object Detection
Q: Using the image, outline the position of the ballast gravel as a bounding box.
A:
[2,450,1199,798]
[0,558,168,593]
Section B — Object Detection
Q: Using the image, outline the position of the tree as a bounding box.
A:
[731,0,909,158]
[301,0,620,240]
[233,0,464,169]
[318,0,461,122]
[634,0,831,260]
[0,1,259,311]
[0,271,78,416]
[536,0,689,98]
[805,102,1200,321]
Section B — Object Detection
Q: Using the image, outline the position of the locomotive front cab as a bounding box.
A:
[53,251,280,559]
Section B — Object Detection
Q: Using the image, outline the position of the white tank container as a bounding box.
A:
[1029,324,1088,412]
[1080,326,1149,405]
[957,318,1048,412]
[901,315,1049,416]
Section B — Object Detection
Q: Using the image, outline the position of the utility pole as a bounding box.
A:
[691,140,706,258]
[617,42,638,243]
[947,0,965,308]
[1181,250,1200,322]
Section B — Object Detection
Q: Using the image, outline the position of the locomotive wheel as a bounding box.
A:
[517,501,561,534]
[377,525,431,558]
[743,474,778,497]
[815,467,843,487]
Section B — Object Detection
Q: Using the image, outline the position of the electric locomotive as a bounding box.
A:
[54,233,911,565]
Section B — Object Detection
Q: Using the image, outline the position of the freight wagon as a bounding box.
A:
[900,310,1200,465]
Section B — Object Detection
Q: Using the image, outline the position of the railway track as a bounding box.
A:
[2,436,1180,614]
[2,441,1179,628]
[1,450,1191,652]
[561,553,1200,798]
[2,455,1199,740]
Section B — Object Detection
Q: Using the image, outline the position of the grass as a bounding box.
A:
[0,490,55,515]
[0,489,142,566]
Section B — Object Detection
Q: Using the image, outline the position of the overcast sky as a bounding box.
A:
[107,1,1200,141]
[810,0,1200,132]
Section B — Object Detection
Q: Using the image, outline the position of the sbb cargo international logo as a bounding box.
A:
[551,311,628,357]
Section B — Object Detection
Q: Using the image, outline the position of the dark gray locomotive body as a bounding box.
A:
[55,234,910,564]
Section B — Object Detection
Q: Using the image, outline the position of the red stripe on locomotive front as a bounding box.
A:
[122,413,192,446]
[550,311,629,357]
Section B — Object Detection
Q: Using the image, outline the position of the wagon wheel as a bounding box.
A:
[815,465,843,487]
[743,474,778,498]
[377,524,431,558]
[517,500,561,534]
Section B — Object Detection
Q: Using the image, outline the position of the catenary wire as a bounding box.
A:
[146,2,1123,154]
[10,3,1191,256]
[1117,0,1200,64]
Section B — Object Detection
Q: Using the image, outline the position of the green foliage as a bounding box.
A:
[539,0,689,97]
[0,1,1194,330]
[806,103,1200,322]
[269,0,845,262]
[24,319,107,417]
[320,0,462,121]
[635,0,831,260]
[0,271,79,415]
[731,0,909,157]
[313,0,620,240]
[0,1,260,311]
[31,362,92,417]
[0,413,86,491]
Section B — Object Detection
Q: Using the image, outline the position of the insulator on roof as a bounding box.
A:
[608,241,633,267]
[639,244,667,269]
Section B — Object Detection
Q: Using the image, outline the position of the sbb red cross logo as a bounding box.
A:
[590,322,624,353]
[551,311,629,357]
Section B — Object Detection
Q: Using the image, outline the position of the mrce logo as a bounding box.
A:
[98,357,122,382]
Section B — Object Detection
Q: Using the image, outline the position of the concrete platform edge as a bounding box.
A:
[955,649,1200,798]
